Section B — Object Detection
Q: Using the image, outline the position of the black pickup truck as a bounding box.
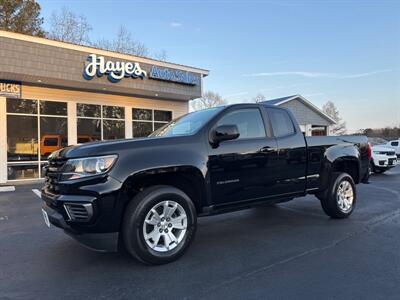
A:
[41,103,370,264]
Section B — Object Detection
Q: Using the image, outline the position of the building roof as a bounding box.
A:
[0,30,209,76]
[262,95,298,106]
[261,94,337,124]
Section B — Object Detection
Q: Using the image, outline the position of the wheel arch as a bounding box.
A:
[120,165,209,215]
[319,145,362,191]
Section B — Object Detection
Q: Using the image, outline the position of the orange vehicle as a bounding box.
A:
[40,135,93,157]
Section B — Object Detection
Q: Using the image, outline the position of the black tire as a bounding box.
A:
[319,172,356,219]
[369,161,375,174]
[122,185,197,265]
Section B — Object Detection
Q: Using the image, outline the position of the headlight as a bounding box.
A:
[373,151,384,155]
[61,155,117,180]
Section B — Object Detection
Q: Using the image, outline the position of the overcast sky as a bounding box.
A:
[38,0,400,131]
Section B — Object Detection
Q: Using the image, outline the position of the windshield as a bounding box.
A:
[149,107,224,137]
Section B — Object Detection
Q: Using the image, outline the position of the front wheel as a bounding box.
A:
[319,172,356,219]
[122,185,197,265]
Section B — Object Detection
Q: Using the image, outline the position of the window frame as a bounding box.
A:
[265,107,298,138]
[76,103,125,141]
[6,98,68,181]
[132,107,173,138]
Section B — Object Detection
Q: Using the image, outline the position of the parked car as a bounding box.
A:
[41,135,94,158]
[370,145,398,173]
[384,139,400,158]
[40,103,370,264]
[40,135,68,157]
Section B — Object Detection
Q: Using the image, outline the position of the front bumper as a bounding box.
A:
[372,156,397,168]
[42,203,119,252]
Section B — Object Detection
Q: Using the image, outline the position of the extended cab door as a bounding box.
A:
[266,107,307,195]
[207,106,279,206]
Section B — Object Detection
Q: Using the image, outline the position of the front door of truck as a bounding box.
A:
[207,106,279,206]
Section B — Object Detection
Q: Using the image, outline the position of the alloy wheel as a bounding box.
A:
[142,200,188,252]
[336,180,354,213]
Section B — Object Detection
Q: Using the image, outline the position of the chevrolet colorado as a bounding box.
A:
[41,103,370,264]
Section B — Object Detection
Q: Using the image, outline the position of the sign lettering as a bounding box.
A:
[83,54,147,83]
[149,66,200,85]
[0,82,21,98]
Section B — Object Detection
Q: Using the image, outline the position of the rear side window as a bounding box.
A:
[217,108,266,140]
[44,138,58,146]
[268,109,295,137]
[391,141,399,146]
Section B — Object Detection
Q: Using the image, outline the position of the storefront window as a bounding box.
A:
[103,120,125,140]
[132,121,153,137]
[154,110,172,122]
[40,117,68,159]
[7,163,39,181]
[7,99,37,114]
[77,103,125,142]
[132,108,172,138]
[103,105,125,119]
[40,101,67,115]
[77,119,101,142]
[133,108,152,121]
[7,115,38,162]
[6,99,68,180]
[102,105,125,140]
[77,103,101,118]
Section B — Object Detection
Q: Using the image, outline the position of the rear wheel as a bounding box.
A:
[319,172,356,219]
[122,185,197,265]
[369,161,375,174]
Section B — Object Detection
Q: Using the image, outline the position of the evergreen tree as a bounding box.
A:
[0,0,44,36]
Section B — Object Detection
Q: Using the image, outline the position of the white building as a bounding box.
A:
[262,95,336,136]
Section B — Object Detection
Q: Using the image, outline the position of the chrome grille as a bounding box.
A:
[44,158,67,193]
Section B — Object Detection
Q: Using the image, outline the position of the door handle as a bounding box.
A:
[260,146,278,153]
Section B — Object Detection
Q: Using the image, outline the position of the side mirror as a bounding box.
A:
[210,124,240,147]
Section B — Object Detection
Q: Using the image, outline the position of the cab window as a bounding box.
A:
[268,108,296,137]
[216,108,266,140]
[44,138,58,147]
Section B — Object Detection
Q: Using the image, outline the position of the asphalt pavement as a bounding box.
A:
[1,166,399,300]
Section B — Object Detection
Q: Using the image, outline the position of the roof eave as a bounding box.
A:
[0,30,209,75]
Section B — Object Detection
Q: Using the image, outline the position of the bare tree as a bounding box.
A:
[154,49,168,61]
[252,93,266,103]
[47,7,91,44]
[322,101,347,135]
[190,91,227,111]
[94,26,149,57]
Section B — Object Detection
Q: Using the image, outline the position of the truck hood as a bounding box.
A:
[372,145,395,152]
[49,136,175,160]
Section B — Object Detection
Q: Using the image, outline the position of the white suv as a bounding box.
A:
[371,145,398,173]
[385,139,400,158]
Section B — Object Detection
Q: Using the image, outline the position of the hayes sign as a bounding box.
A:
[83,54,147,83]
[149,66,199,85]
[82,53,200,86]
[0,82,21,98]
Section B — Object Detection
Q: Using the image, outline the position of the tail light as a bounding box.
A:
[367,143,372,161]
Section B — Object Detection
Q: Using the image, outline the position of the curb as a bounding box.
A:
[0,186,15,193]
